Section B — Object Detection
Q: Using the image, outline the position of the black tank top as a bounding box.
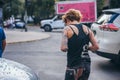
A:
[67,23,90,68]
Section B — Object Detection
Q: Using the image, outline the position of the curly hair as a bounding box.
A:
[62,9,83,23]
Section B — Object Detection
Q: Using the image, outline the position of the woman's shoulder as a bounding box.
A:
[63,25,73,32]
[82,25,92,35]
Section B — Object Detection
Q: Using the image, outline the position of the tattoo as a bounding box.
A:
[61,30,68,52]
[62,33,68,46]
[62,31,68,46]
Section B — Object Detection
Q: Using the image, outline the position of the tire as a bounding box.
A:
[44,25,52,32]
[116,51,120,65]
[112,51,120,65]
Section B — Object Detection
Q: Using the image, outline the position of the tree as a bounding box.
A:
[110,0,120,8]
[2,0,23,20]
[97,0,105,17]
[25,0,33,16]
[32,0,55,19]
[26,0,55,23]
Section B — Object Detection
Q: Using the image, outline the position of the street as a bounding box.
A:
[3,27,120,80]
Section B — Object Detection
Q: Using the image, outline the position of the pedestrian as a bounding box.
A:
[60,9,99,80]
[0,26,6,57]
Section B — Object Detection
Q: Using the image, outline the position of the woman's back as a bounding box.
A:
[67,24,90,68]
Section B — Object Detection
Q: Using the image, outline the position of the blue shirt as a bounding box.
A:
[0,27,6,57]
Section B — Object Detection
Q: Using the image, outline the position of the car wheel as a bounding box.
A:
[116,51,120,65]
[112,51,120,65]
[44,25,52,32]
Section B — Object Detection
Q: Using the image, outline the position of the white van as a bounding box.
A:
[40,15,65,32]
[91,8,120,65]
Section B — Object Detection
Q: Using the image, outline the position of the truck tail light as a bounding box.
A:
[99,23,119,32]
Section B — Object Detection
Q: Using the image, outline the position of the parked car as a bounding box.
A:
[40,15,65,32]
[0,58,38,80]
[91,8,120,64]
[13,19,27,32]
[3,18,27,32]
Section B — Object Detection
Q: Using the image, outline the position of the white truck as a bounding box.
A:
[40,0,97,32]
[40,15,64,32]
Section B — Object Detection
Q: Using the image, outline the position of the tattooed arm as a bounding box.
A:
[88,29,99,52]
[61,27,68,52]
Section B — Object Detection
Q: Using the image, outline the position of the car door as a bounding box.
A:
[102,14,120,54]
[52,15,65,28]
[91,14,107,51]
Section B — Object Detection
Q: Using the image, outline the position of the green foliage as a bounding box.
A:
[32,0,55,19]
[110,0,120,8]
[2,0,23,20]
[41,0,55,18]
[97,0,105,17]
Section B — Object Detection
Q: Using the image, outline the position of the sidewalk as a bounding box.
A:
[5,29,50,44]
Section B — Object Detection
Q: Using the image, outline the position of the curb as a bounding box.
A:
[5,30,50,44]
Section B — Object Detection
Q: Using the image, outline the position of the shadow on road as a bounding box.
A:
[98,60,120,72]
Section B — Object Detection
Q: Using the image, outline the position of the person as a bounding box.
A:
[60,9,99,80]
[0,26,6,57]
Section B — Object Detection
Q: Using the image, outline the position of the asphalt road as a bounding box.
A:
[3,27,120,80]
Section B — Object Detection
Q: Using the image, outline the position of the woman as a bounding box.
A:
[61,9,99,80]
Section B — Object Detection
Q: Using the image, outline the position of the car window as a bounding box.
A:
[113,15,120,28]
[56,15,62,20]
[54,15,63,21]
[97,14,112,24]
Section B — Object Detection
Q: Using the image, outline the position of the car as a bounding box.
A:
[40,15,65,32]
[0,58,38,80]
[91,8,120,64]
[3,18,27,32]
[13,19,27,32]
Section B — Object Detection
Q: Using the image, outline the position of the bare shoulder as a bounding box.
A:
[82,25,91,35]
[62,26,72,38]
[63,26,71,31]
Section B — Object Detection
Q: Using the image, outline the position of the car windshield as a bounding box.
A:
[96,14,112,24]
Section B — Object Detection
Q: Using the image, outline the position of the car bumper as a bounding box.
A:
[96,51,119,60]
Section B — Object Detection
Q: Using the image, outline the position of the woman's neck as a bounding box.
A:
[69,21,80,25]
